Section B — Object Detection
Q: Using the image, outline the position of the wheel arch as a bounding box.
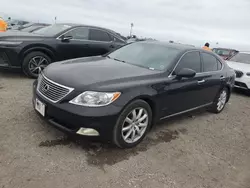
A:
[20,45,56,66]
[120,94,159,127]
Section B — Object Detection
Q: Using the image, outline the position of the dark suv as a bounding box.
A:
[0,24,126,78]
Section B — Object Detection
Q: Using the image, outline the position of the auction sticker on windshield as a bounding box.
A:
[35,99,45,116]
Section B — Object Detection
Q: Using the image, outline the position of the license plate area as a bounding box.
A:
[35,98,45,116]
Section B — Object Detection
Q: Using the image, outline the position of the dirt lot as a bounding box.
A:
[0,71,250,188]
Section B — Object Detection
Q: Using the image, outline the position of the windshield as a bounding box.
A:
[33,24,72,36]
[230,53,250,64]
[108,42,181,71]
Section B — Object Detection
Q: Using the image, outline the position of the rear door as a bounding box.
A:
[199,52,225,104]
[88,28,115,56]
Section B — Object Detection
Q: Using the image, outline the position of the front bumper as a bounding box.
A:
[0,46,21,69]
[32,81,121,141]
[234,76,250,90]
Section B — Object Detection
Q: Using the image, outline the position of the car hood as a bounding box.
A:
[43,56,159,90]
[0,32,48,41]
[226,60,250,72]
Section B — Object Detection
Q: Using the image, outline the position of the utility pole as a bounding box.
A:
[130,23,134,37]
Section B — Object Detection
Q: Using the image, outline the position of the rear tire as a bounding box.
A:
[22,51,51,79]
[113,100,152,148]
[209,88,228,114]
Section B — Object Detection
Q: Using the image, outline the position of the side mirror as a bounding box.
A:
[61,35,73,42]
[176,68,196,78]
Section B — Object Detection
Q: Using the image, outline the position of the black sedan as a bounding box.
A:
[0,23,126,78]
[32,41,235,148]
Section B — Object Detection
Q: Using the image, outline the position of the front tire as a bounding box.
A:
[209,88,228,113]
[22,51,51,78]
[113,100,152,148]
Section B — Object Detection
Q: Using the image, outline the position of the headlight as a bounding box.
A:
[0,41,23,46]
[69,91,121,107]
[246,73,250,76]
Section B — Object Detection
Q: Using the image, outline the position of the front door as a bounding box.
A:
[56,27,91,60]
[159,51,208,118]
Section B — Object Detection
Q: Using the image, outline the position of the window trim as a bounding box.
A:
[56,26,118,43]
[168,50,202,77]
[200,51,224,73]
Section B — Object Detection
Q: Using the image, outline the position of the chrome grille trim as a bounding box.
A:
[37,73,74,103]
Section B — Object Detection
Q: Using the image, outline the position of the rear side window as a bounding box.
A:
[202,53,220,72]
[66,27,89,40]
[174,51,201,74]
[89,29,111,42]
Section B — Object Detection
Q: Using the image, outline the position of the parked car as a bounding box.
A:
[19,24,49,33]
[212,48,238,60]
[18,23,50,32]
[0,24,49,36]
[7,19,29,30]
[226,51,250,92]
[0,23,126,78]
[32,41,235,148]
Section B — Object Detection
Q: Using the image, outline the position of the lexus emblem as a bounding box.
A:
[43,84,50,92]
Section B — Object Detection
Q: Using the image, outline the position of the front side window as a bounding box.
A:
[89,29,111,42]
[202,53,219,72]
[108,42,181,71]
[230,53,250,64]
[174,51,201,74]
[65,27,89,40]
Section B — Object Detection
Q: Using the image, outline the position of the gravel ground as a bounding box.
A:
[0,70,250,188]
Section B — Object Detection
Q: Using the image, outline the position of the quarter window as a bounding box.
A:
[202,53,220,72]
[65,27,89,40]
[89,29,111,42]
[174,51,201,74]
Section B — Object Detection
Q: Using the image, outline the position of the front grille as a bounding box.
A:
[234,70,243,78]
[37,74,74,103]
[0,52,9,66]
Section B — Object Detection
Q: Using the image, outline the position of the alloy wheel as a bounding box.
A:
[217,90,227,111]
[28,56,49,75]
[121,108,149,144]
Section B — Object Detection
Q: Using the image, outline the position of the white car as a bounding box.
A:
[226,52,250,92]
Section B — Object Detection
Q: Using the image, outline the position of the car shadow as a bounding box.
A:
[233,88,249,97]
[38,108,211,170]
[0,69,28,79]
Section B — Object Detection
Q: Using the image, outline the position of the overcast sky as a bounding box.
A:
[1,0,250,50]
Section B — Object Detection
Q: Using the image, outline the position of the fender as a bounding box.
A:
[20,45,56,62]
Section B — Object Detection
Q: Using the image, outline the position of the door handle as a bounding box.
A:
[110,45,115,48]
[197,79,205,84]
[220,76,225,80]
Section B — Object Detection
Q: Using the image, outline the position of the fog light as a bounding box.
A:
[76,128,99,136]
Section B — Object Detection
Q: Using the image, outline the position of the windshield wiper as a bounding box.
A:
[107,56,126,63]
[113,58,126,63]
